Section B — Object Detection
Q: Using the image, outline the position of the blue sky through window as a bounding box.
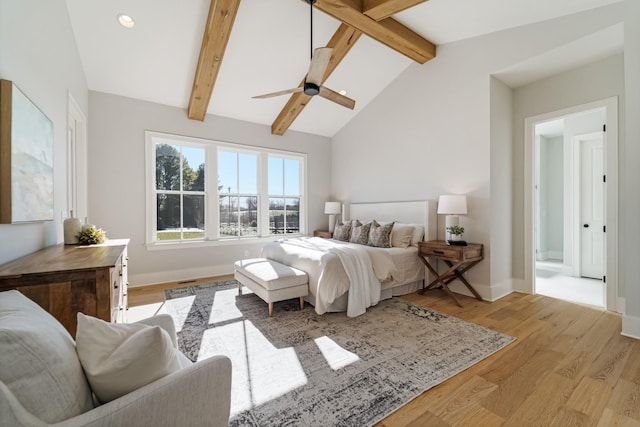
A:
[218,150,257,194]
[268,157,300,195]
[186,150,302,195]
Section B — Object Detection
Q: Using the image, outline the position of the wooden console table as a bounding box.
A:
[417,240,483,307]
[313,230,333,239]
[0,239,129,337]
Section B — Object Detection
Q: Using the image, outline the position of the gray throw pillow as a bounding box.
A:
[333,222,351,241]
[350,220,371,245]
[368,220,395,248]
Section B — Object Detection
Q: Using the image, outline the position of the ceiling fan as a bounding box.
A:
[252,0,356,110]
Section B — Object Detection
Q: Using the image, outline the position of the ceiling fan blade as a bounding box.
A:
[306,47,333,86]
[252,87,303,99]
[319,86,356,110]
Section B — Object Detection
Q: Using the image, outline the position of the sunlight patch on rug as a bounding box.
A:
[314,336,360,370]
[165,280,515,426]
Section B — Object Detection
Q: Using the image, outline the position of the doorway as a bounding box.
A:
[524,97,618,311]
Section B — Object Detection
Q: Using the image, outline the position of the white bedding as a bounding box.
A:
[260,237,423,316]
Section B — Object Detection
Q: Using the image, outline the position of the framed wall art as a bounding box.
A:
[0,79,54,223]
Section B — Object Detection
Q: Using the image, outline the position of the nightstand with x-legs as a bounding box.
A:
[417,240,484,307]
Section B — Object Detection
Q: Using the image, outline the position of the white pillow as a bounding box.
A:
[75,313,182,403]
[392,223,425,246]
[391,224,415,248]
[410,224,425,245]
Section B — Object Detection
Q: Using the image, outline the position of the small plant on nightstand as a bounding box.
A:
[446,225,464,241]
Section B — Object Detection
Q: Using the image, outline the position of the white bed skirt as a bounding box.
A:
[304,279,424,313]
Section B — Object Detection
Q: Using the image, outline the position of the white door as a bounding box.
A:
[580,133,604,279]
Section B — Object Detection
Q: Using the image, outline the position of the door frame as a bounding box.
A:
[67,92,88,220]
[524,97,619,312]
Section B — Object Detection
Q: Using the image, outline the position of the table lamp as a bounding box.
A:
[324,202,341,232]
[437,195,467,240]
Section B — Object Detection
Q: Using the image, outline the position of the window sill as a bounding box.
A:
[145,234,305,251]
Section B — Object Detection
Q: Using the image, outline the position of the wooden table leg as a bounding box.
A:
[418,257,439,294]
[443,260,483,300]
[418,256,464,307]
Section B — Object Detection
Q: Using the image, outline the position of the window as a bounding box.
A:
[218,150,258,237]
[154,142,206,241]
[146,132,306,246]
[268,156,301,235]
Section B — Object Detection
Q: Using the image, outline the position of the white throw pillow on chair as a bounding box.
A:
[75,313,182,403]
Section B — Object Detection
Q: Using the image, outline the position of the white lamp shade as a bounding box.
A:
[324,202,341,215]
[437,195,467,215]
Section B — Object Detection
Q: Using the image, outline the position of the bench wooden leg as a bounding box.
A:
[268,302,274,317]
[237,281,242,294]
[299,296,304,310]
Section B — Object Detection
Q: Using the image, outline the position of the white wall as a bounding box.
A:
[539,136,563,260]
[331,3,624,301]
[0,0,88,265]
[489,77,513,297]
[88,91,332,286]
[622,0,640,338]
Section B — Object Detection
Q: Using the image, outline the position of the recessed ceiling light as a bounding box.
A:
[338,89,348,96]
[117,14,135,29]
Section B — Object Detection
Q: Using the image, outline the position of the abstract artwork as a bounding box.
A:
[0,79,54,223]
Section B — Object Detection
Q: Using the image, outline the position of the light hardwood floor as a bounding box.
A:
[129,279,640,427]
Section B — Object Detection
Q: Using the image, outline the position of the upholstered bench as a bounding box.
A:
[234,258,308,317]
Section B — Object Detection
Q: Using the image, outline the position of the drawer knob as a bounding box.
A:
[433,250,445,254]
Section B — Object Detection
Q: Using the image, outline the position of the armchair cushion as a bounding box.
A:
[76,313,182,403]
[0,289,232,427]
[0,290,93,423]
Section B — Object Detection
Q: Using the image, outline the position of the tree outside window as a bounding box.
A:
[155,143,205,240]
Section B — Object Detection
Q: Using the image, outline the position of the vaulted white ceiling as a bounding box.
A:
[66,0,623,137]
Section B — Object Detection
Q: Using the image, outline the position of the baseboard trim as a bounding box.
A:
[622,313,640,340]
[511,278,528,293]
[448,279,514,302]
[129,264,233,287]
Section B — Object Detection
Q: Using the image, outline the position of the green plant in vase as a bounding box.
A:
[77,226,106,245]
[446,225,464,240]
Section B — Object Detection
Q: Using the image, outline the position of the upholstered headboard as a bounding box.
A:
[344,200,437,242]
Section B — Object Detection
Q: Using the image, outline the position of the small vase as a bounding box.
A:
[63,210,82,245]
[450,234,462,241]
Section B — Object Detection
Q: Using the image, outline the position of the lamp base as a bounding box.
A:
[328,215,337,233]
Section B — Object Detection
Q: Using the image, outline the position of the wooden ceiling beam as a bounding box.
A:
[362,0,429,21]
[187,0,241,121]
[271,24,362,136]
[313,0,435,64]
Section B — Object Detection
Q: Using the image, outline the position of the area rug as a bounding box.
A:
[164,281,514,427]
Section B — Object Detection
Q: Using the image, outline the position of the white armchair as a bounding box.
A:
[0,290,232,427]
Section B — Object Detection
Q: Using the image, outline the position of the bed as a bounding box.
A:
[261,200,437,316]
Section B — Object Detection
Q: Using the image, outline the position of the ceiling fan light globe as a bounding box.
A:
[303,82,320,96]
